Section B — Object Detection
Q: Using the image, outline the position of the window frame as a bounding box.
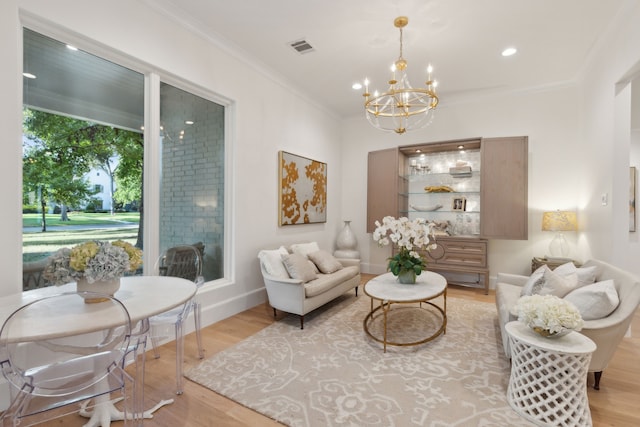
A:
[20,18,234,289]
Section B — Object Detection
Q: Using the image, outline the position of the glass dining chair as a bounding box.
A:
[0,291,137,426]
[151,243,205,395]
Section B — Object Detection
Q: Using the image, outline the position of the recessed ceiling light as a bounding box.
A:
[185,120,194,125]
[352,82,362,90]
[22,72,36,79]
[502,47,517,57]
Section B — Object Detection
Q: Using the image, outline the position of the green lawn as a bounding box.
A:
[23,212,140,228]
[23,212,140,263]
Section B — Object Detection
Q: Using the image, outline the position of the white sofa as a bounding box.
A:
[496,259,640,389]
[258,242,360,329]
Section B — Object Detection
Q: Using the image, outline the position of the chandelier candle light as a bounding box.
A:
[360,16,439,134]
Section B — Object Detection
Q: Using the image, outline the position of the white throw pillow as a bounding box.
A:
[521,265,549,296]
[538,268,579,297]
[290,242,321,258]
[308,250,343,274]
[258,246,290,279]
[554,262,598,287]
[564,280,619,320]
[281,253,317,283]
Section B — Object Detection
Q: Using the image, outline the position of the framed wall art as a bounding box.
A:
[452,197,467,212]
[278,151,327,225]
[631,166,636,232]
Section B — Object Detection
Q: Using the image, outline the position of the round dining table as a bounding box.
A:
[0,275,197,427]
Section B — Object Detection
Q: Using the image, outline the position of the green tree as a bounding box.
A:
[22,109,144,247]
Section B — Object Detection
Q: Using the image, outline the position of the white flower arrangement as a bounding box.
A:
[515,294,584,335]
[43,240,143,285]
[372,216,437,277]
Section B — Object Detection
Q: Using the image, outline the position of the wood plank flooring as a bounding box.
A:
[24,274,640,426]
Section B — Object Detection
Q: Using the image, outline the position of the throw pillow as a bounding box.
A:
[281,253,317,283]
[257,246,290,279]
[554,262,598,287]
[564,280,620,320]
[538,268,579,298]
[290,242,321,258]
[521,265,549,296]
[308,250,343,274]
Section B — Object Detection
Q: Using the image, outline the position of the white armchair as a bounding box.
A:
[495,259,640,389]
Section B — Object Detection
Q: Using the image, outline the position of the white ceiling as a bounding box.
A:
[149,0,628,117]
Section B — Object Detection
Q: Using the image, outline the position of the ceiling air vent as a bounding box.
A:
[289,39,315,54]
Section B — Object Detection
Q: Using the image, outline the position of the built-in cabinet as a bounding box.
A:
[367,136,528,293]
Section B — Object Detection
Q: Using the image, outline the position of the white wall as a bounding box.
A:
[4,0,640,310]
[343,1,640,281]
[581,1,640,274]
[0,0,344,327]
[343,86,585,279]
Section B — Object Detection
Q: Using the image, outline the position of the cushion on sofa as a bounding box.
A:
[291,242,320,258]
[538,268,579,297]
[282,253,317,283]
[258,246,290,279]
[554,262,598,287]
[521,265,548,296]
[564,279,620,320]
[304,265,359,298]
[522,265,581,298]
[308,250,343,274]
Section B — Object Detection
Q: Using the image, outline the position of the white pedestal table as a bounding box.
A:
[0,275,197,426]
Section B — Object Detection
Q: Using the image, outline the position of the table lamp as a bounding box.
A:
[541,210,578,257]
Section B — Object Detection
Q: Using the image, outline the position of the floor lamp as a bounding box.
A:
[541,210,578,257]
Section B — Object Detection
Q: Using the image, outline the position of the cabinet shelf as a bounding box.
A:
[402,210,480,214]
[404,171,481,181]
[406,191,480,196]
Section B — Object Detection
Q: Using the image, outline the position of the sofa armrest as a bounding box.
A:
[496,273,529,287]
[337,258,360,271]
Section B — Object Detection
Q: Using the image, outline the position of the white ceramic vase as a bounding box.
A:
[76,277,121,303]
[334,220,360,259]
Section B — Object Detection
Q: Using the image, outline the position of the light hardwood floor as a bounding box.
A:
[27,274,640,426]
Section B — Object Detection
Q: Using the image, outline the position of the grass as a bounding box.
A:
[23,212,140,263]
[23,212,140,228]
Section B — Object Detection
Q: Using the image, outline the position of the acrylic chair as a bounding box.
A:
[150,243,205,395]
[0,291,137,426]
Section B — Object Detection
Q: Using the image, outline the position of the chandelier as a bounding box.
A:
[361,16,439,134]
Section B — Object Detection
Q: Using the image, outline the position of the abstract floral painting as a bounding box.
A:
[279,151,327,225]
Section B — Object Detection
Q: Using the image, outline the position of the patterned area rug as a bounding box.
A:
[186,294,534,426]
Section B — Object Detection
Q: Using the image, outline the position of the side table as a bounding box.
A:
[531,257,581,273]
[505,321,596,427]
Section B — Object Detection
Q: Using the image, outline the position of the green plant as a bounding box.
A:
[372,216,436,277]
[387,247,426,276]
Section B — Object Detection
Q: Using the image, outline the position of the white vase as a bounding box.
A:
[334,220,360,259]
[76,277,121,303]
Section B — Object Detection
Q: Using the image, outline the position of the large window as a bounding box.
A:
[22,28,226,287]
[159,83,225,281]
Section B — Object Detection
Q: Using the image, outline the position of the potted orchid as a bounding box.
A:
[43,240,143,298]
[372,216,437,284]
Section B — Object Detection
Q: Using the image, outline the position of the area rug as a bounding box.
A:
[186,294,534,426]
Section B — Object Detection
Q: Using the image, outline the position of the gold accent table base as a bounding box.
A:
[363,272,447,352]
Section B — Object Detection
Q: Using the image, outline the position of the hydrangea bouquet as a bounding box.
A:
[372,216,437,283]
[515,294,584,337]
[43,240,143,285]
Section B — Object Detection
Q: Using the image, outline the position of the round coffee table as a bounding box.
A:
[363,271,447,352]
